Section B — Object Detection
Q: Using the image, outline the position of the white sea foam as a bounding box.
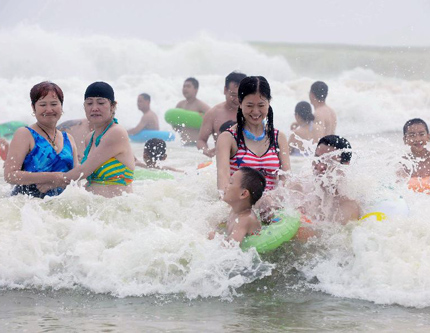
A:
[1,25,430,306]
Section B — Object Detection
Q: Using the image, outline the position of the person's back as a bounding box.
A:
[289,101,324,155]
[310,81,337,136]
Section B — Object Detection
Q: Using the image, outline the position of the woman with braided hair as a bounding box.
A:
[216,76,291,195]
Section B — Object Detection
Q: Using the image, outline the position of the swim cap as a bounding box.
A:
[84,82,115,102]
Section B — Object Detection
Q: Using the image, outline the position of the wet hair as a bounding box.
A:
[403,118,429,135]
[144,138,166,162]
[237,76,275,147]
[30,81,64,106]
[239,167,266,205]
[225,71,247,89]
[219,120,237,133]
[295,101,314,123]
[185,77,199,89]
[317,135,352,164]
[310,81,328,102]
[139,93,151,102]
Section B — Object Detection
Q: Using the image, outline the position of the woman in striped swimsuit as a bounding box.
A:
[216,76,291,196]
[37,82,135,198]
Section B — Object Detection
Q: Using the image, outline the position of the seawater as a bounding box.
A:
[1,25,430,331]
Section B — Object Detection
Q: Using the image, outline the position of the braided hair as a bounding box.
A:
[236,76,275,147]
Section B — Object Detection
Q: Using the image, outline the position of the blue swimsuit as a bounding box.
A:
[12,127,74,198]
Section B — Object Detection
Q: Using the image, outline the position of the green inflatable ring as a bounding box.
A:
[165,108,203,129]
[134,168,174,180]
[241,212,301,254]
[0,121,27,139]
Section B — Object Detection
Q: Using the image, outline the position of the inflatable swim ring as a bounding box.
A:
[165,108,203,129]
[134,168,174,180]
[197,161,213,169]
[129,130,175,143]
[408,177,430,194]
[241,212,301,254]
[0,121,26,139]
[360,196,409,222]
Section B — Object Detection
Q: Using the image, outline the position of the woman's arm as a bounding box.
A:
[66,133,79,168]
[277,131,291,182]
[216,131,234,193]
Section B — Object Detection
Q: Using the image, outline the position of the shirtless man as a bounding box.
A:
[128,93,159,136]
[57,119,93,162]
[197,71,247,157]
[310,81,337,136]
[290,135,360,225]
[175,77,210,145]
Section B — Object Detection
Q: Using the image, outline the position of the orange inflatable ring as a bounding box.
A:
[408,177,430,194]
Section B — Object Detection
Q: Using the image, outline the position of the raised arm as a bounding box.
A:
[197,109,215,157]
[216,131,234,193]
[127,116,149,136]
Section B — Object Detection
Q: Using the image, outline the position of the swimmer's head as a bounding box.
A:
[310,81,328,103]
[219,120,237,133]
[224,167,266,206]
[183,77,199,99]
[295,101,314,123]
[30,81,64,106]
[314,135,352,175]
[403,118,430,154]
[137,93,151,112]
[144,138,167,166]
[84,81,117,114]
[224,72,246,108]
[237,76,276,147]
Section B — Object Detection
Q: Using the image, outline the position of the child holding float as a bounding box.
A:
[209,167,265,244]
[400,118,430,193]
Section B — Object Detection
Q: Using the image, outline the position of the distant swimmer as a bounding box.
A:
[289,135,360,225]
[288,101,324,156]
[135,138,184,173]
[57,118,93,162]
[398,119,430,193]
[175,77,210,145]
[197,71,246,157]
[208,167,265,245]
[310,81,337,136]
[127,93,159,136]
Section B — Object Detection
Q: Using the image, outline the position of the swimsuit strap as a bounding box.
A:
[82,118,118,163]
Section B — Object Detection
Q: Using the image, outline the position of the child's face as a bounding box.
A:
[223,170,244,204]
[404,124,430,155]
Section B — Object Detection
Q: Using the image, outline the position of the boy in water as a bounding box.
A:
[310,81,337,136]
[400,118,430,178]
[209,167,266,244]
[135,138,183,173]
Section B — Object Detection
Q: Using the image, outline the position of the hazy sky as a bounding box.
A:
[1,0,429,46]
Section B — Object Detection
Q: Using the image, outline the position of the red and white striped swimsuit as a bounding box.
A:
[228,128,281,190]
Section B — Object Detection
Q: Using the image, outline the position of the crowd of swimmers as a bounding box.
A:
[2,74,430,246]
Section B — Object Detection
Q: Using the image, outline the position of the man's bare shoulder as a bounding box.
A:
[209,101,228,113]
[196,99,211,112]
[176,100,186,108]
[57,119,85,131]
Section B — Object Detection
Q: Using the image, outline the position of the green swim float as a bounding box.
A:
[134,168,174,181]
[165,108,203,129]
[241,212,301,254]
[0,121,27,139]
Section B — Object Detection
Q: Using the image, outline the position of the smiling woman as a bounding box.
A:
[37,82,135,198]
[4,81,78,198]
[216,76,291,193]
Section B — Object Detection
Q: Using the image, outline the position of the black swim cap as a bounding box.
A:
[84,82,115,102]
